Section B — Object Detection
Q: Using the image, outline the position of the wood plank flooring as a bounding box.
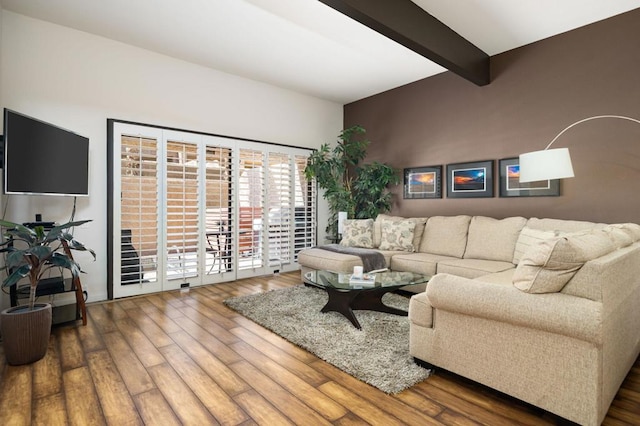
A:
[1,271,639,425]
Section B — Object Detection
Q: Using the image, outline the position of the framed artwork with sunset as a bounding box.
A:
[499,157,560,197]
[446,160,494,198]
[404,166,442,199]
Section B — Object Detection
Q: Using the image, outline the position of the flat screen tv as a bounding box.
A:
[3,109,89,196]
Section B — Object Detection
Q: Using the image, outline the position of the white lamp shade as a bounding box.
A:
[519,148,575,183]
[337,211,348,234]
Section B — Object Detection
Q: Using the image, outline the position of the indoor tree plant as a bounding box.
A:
[0,219,95,365]
[305,126,400,239]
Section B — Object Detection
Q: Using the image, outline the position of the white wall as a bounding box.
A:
[0,11,340,307]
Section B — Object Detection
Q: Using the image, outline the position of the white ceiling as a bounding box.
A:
[2,0,640,104]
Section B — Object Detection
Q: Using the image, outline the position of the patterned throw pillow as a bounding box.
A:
[340,219,374,248]
[379,219,416,251]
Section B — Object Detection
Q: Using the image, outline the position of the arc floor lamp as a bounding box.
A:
[519,115,640,183]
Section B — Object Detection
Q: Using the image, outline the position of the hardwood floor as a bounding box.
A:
[1,271,639,425]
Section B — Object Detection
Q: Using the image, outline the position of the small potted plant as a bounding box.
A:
[0,219,95,365]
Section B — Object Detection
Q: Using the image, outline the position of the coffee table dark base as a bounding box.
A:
[320,286,408,329]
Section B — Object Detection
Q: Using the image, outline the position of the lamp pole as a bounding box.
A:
[519,114,640,183]
[544,115,640,150]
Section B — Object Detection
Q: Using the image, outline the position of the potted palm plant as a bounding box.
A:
[0,219,95,365]
[305,126,400,239]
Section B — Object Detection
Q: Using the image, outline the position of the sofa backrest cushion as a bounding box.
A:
[603,223,640,243]
[513,229,617,293]
[602,225,634,248]
[340,219,374,248]
[379,218,417,251]
[464,216,527,263]
[620,223,640,240]
[526,217,604,233]
[373,214,427,250]
[419,215,471,258]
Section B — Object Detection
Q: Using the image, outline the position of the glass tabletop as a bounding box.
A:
[304,269,430,291]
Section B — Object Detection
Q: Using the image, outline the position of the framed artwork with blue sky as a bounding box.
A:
[446,160,494,198]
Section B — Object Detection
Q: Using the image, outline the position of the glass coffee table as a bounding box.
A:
[304,269,430,329]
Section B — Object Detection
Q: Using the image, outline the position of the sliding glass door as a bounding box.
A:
[108,121,316,298]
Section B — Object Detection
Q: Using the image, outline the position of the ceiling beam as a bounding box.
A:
[318,0,490,86]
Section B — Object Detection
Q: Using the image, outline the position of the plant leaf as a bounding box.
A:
[6,250,28,269]
[47,252,81,277]
[70,240,97,261]
[44,220,92,243]
[1,223,37,242]
[1,264,31,288]
[30,245,53,261]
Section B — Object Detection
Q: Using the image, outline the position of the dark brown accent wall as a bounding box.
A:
[344,8,640,224]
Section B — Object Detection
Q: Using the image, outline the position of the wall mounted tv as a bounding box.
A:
[3,109,89,196]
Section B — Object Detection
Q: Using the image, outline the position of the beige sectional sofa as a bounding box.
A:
[297,214,640,426]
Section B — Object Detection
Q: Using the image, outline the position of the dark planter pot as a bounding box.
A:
[1,303,52,366]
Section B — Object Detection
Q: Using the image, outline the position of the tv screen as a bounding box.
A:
[3,109,89,196]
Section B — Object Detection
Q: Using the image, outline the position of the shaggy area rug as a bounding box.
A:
[224,285,431,394]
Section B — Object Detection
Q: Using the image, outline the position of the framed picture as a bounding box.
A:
[404,166,442,199]
[499,157,560,197]
[446,160,494,198]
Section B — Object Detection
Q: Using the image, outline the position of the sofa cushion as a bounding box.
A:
[464,216,527,263]
[437,258,515,279]
[375,250,408,268]
[608,223,640,241]
[602,225,634,248]
[513,229,617,294]
[419,215,471,257]
[476,269,516,286]
[609,223,640,242]
[373,214,427,250]
[340,219,374,248]
[390,252,456,276]
[297,248,362,273]
[512,226,559,265]
[379,218,417,251]
[526,217,604,233]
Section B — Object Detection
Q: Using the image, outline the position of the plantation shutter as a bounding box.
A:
[165,140,200,280]
[204,144,234,275]
[119,135,159,285]
[237,148,265,271]
[266,152,292,267]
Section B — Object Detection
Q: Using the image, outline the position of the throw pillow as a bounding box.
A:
[373,214,427,249]
[513,229,616,293]
[379,219,416,251]
[512,226,559,264]
[340,219,374,248]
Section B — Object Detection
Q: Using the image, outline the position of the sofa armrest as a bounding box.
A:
[426,273,603,344]
[409,292,433,328]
